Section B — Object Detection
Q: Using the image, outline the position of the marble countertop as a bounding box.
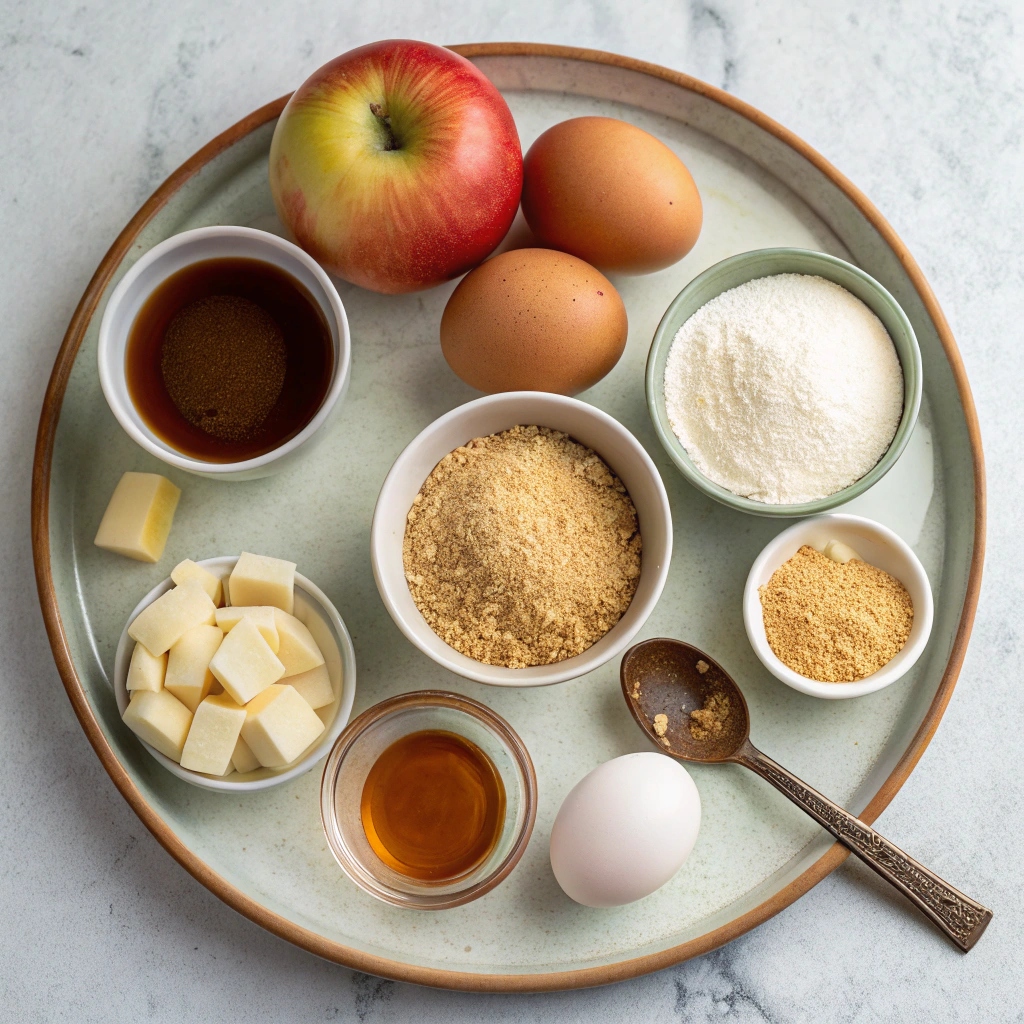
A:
[2,1,1021,1020]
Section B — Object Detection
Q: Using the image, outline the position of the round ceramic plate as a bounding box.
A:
[32,44,983,991]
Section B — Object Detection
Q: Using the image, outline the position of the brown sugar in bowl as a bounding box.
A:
[370,391,673,687]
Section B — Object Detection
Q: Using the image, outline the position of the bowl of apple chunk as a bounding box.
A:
[114,552,357,791]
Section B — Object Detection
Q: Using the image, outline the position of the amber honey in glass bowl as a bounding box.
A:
[321,691,537,910]
[360,729,506,882]
[125,257,334,462]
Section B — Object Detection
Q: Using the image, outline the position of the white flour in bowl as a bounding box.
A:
[663,273,903,505]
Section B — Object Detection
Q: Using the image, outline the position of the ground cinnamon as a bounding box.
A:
[689,691,731,740]
[759,545,913,682]
[161,294,287,441]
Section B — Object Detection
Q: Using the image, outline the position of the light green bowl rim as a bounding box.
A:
[645,247,923,518]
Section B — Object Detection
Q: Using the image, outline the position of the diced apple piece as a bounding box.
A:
[286,663,333,710]
[209,616,285,705]
[273,609,325,677]
[231,734,261,775]
[229,552,296,614]
[122,689,192,762]
[171,559,223,606]
[164,624,223,712]
[180,693,246,776]
[126,642,167,693]
[94,472,181,563]
[241,684,325,768]
[128,584,217,657]
[215,606,280,652]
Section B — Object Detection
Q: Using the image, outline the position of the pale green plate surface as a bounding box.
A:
[43,54,979,984]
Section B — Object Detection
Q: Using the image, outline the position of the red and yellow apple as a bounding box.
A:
[269,40,523,294]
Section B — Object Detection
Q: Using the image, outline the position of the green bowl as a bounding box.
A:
[645,247,923,518]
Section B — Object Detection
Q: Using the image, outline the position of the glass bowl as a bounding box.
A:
[320,691,537,910]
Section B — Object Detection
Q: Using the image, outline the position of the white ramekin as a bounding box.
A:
[370,392,673,687]
[742,514,934,699]
[97,226,351,480]
[113,556,357,791]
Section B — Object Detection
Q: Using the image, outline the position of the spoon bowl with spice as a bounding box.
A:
[743,514,934,698]
[620,638,991,951]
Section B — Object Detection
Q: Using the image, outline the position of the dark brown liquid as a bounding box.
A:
[360,730,506,882]
[125,257,333,461]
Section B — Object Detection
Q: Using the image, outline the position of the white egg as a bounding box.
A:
[549,752,701,908]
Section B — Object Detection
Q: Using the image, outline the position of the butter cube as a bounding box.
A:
[180,693,246,776]
[171,559,223,606]
[215,606,280,652]
[128,584,217,657]
[209,616,285,705]
[273,609,325,677]
[94,472,181,562]
[230,734,261,775]
[122,689,193,762]
[229,552,296,614]
[164,624,223,712]
[286,663,333,710]
[241,684,325,768]
[126,642,167,693]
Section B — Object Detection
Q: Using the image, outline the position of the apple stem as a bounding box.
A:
[369,102,399,151]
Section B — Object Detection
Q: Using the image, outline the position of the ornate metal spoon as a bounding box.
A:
[620,637,992,951]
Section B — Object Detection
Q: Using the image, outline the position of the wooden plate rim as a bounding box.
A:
[31,42,986,992]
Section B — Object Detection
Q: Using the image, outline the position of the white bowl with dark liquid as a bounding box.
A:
[97,225,351,480]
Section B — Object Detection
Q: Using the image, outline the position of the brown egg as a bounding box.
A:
[521,117,703,274]
[440,248,628,395]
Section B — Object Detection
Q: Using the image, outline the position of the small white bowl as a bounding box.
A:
[743,514,934,699]
[371,392,673,687]
[98,226,351,480]
[114,556,357,791]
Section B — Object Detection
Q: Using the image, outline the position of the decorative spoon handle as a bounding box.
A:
[735,743,992,951]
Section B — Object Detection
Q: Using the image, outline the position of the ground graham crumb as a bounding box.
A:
[689,691,731,740]
[759,545,913,682]
[403,425,641,668]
